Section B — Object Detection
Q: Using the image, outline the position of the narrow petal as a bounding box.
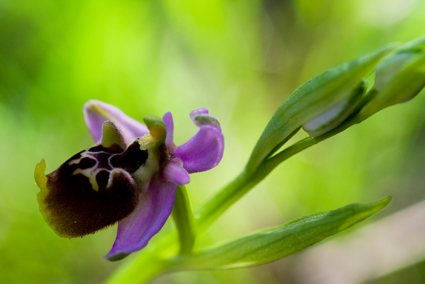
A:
[174,109,224,173]
[83,100,149,145]
[105,179,177,261]
[162,112,176,151]
[162,159,190,185]
[100,121,126,152]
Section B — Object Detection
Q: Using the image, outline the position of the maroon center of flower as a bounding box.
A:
[42,142,149,237]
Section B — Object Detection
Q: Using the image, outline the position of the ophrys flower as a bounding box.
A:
[34,100,224,260]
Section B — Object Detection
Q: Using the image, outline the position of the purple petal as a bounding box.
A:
[162,112,176,151]
[83,100,149,145]
[190,108,209,123]
[162,159,190,185]
[104,179,177,261]
[174,109,224,173]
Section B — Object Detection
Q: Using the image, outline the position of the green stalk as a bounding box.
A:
[172,185,196,255]
[195,110,362,234]
[194,170,251,232]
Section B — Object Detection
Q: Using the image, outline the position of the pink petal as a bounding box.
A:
[162,112,176,151]
[174,109,224,174]
[104,179,177,261]
[83,100,149,145]
[162,159,190,185]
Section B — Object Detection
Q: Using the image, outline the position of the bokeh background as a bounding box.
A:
[1,0,425,283]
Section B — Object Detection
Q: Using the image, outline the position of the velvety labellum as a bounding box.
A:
[39,141,149,238]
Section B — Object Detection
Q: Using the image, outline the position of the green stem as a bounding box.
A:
[195,171,250,232]
[172,185,196,255]
[195,113,361,234]
[193,139,322,233]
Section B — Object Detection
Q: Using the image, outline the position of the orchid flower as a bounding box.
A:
[34,100,224,260]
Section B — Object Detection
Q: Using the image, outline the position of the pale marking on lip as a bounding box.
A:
[69,151,87,166]
[70,151,118,192]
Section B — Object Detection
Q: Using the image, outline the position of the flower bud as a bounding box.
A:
[360,37,425,120]
[303,80,367,137]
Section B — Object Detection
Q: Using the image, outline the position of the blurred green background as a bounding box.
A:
[1,0,425,283]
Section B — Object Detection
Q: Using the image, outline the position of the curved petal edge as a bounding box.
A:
[84,100,149,145]
[104,179,177,261]
[174,109,224,173]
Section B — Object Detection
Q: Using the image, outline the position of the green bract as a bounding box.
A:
[245,44,396,175]
[181,198,390,269]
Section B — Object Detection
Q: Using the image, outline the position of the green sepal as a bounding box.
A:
[360,36,425,120]
[245,45,396,174]
[101,121,126,151]
[183,197,391,269]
